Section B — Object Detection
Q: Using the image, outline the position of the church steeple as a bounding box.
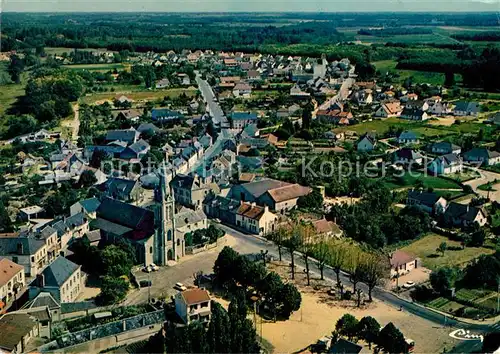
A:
[159,161,176,261]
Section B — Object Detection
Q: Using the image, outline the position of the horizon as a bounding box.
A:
[3,0,500,14]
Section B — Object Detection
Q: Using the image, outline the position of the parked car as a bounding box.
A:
[140,280,152,287]
[174,282,187,291]
[150,263,159,271]
[403,281,415,289]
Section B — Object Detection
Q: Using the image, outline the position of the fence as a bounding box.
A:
[185,235,226,255]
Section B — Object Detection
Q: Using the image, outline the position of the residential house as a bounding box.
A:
[0,237,48,276]
[119,139,150,160]
[19,206,45,222]
[219,76,240,89]
[404,100,429,112]
[351,89,373,105]
[406,190,447,215]
[230,112,258,130]
[258,184,312,214]
[0,258,25,311]
[181,143,204,169]
[173,208,208,240]
[152,108,184,123]
[429,142,461,155]
[101,177,143,203]
[290,84,310,97]
[105,128,140,145]
[174,288,211,325]
[37,226,59,263]
[171,174,219,210]
[155,78,170,89]
[235,202,277,236]
[50,213,90,251]
[115,109,142,122]
[137,123,161,136]
[390,250,417,277]
[428,153,463,175]
[356,134,376,152]
[0,313,40,354]
[427,101,450,116]
[30,256,84,304]
[463,148,500,166]
[453,101,480,116]
[203,194,240,226]
[312,219,342,239]
[393,148,424,165]
[247,70,261,81]
[233,82,252,98]
[374,102,402,118]
[400,108,429,121]
[178,73,191,86]
[486,112,500,126]
[444,202,487,227]
[70,198,101,219]
[397,131,419,145]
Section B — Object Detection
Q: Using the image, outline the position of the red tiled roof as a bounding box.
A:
[390,250,415,268]
[181,288,211,305]
[267,184,311,203]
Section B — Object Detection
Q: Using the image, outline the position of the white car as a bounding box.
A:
[403,281,415,289]
[150,263,159,271]
[174,282,187,291]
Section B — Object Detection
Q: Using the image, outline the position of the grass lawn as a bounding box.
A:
[401,233,495,270]
[373,60,448,86]
[382,171,462,190]
[478,182,499,192]
[0,63,26,116]
[455,288,492,302]
[446,169,481,183]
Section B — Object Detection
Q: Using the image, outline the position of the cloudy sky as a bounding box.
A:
[3,0,499,12]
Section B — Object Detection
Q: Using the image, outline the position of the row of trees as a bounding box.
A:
[144,295,259,353]
[214,246,301,320]
[334,313,409,353]
[268,220,390,302]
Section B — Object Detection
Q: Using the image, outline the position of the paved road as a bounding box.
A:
[125,223,493,352]
[214,224,496,353]
[195,73,228,128]
[464,167,500,201]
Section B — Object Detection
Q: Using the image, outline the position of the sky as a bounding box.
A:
[3,0,500,13]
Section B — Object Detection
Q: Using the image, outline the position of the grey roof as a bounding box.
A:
[39,226,57,240]
[105,128,139,144]
[408,190,443,207]
[430,141,461,153]
[395,148,423,161]
[61,301,97,314]
[454,101,480,113]
[137,123,160,134]
[85,230,102,243]
[51,220,69,237]
[434,153,460,167]
[41,256,80,287]
[23,292,61,310]
[231,112,258,121]
[463,148,500,160]
[128,139,150,154]
[175,209,207,229]
[445,202,485,222]
[171,174,195,190]
[91,218,132,236]
[199,135,212,149]
[79,198,101,214]
[96,197,155,235]
[0,237,45,256]
[239,178,291,198]
[103,177,139,197]
[398,130,418,140]
[65,213,86,228]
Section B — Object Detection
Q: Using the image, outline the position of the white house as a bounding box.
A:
[428,153,463,175]
[235,202,277,236]
[357,134,376,152]
[175,288,211,325]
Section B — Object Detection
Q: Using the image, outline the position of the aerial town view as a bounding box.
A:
[0,3,499,354]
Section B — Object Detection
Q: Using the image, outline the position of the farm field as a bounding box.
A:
[401,233,495,270]
[373,60,448,86]
[80,87,198,104]
[0,63,27,116]
[45,47,117,55]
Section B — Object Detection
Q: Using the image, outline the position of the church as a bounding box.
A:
[92,163,207,265]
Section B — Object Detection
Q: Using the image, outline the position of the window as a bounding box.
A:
[200,302,209,308]
[31,256,35,262]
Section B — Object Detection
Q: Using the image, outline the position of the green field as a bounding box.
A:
[401,233,495,270]
[373,60,449,86]
[0,63,26,116]
[45,47,117,56]
[64,63,129,72]
[427,297,464,313]
[382,172,462,191]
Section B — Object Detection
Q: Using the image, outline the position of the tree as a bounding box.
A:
[100,245,134,277]
[96,276,129,305]
[430,267,457,296]
[299,222,315,285]
[330,243,348,288]
[297,188,324,210]
[283,222,303,280]
[278,283,301,319]
[207,301,231,353]
[213,246,240,288]
[347,250,364,293]
[357,316,380,349]
[482,332,500,354]
[361,253,390,301]
[469,224,486,247]
[313,240,330,280]
[378,322,408,354]
[0,201,13,233]
[335,314,359,341]
[8,55,25,84]
[268,227,287,261]
[89,149,109,168]
[436,241,447,257]
[78,170,97,188]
